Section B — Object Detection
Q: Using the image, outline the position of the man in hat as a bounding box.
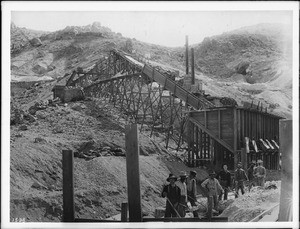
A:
[247,160,256,191]
[234,162,248,198]
[175,171,188,217]
[216,164,231,201]
[254,160,266,187]
[186,170,198,217]
[161,173,174,197]
[201,171,224,212]
[161,174,181,217]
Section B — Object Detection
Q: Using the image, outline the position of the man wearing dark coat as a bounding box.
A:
[162,174,181,217]
[216,164,231,200]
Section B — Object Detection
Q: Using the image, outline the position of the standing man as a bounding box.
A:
[186,170,198,217]
[216,164,231,201]
[161,174,181,218]
[175,171,188,217]
[254,159,266,187]
[247,160,256,191]
[201,171,224,212]
[234,162,248,198]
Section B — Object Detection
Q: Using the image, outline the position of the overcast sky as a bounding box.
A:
[11,10,292,47]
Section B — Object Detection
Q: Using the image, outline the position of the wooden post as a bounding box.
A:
[241,148,247,170]
[191,48,195,85]
[278,120,293,221]
[207,196,213,221]
[121,202,128,222]
[187,117,192,166]
[125,124,142,222]
[185,35,189,75]
[62,150,75,222]
[233,108,238,169]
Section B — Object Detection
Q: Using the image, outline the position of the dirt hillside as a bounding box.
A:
[10,82,185,221]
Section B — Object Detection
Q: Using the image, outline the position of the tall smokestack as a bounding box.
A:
[191,48,195,84]
[185,35,189,75]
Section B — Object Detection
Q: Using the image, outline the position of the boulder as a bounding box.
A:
[24,114,37,123]
[36,110,47,119]
[52,126,63,134]
[34,137,47,143]
[32,62,48,75]
[19,125,28,131]
[29,37,42,47]
[31,181,47,190]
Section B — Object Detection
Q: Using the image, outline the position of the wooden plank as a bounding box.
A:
[241,147,247,170]
[187,120,192,166]
[233,108,238,169]
[142,217,228,222]
[218,109,221,138]
[250,204,279,222]
[204,111,207,128]
[121,202,128,222]
[189,117,234,153]
[278,120,293,221]
[196,126,199,167]
[125,124,142,222]
[199,128,203,160]
[207,196,213,221]
[192,125,195,167]
[236,109,241,150]
[62,150,75,222]
[75,218,119,222]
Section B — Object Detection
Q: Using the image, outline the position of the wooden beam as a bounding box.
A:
[142,217,228,222]
[75,218,119,222]
[218,109,221,139]
[125,124,142,222]
[62,150,75,222]
[233,108,238,169]
[278,120,293,221]
[241,148,247,170]
[187,119,193,166]
[121,202,128,222]
[207,196,213,221]
[189,117,234,153]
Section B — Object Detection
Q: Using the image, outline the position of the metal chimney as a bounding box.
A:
[185,35,189,75]
[191,48,195,84]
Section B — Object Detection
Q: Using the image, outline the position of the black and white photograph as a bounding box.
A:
[1,1,299,228]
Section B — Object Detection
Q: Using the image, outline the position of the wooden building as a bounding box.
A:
[187,106,283,170]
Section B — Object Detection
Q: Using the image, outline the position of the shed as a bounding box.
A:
[187,106,283,170]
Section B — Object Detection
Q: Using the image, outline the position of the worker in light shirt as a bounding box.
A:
[201,171,224,212]
[175,171,188,217]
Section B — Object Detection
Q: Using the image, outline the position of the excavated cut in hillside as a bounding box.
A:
[193,23,292,88]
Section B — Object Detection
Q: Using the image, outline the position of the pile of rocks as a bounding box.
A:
[74,146,126,161]
[11,98,63,129]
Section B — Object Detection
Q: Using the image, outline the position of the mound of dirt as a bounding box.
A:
[219,181,280,222]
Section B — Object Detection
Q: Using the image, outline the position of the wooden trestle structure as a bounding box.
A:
[62,48,283,171]
[188,107,282,170]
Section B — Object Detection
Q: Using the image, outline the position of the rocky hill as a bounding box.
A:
[193,23,292,87]
[189,23,292,119]
[11,21,179,81]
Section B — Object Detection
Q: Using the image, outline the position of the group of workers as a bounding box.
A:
[161,159,267,218]
[161,171,198,218]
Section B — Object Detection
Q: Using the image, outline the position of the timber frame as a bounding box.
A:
[61,48,283,171]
